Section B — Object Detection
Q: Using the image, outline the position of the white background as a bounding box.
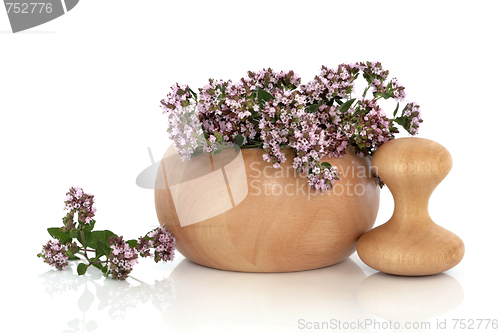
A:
[1,1,499,332]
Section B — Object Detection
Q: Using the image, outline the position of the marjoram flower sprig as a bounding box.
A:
[160,61,423,191]
[38,187,176,280]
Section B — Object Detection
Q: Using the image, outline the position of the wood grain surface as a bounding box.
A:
[357,137,465,276]
[155,145,380,272]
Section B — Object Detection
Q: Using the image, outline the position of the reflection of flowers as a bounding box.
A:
[39,262,177,324]
[65,317,97,333]
[102,278,176,319]
[39,269,80,296]
[150,278,177,313]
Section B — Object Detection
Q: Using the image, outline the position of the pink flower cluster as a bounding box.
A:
[290,111,344,190]
[197,78,255,152]
[160,83,205,161]
[146,225,176,263]
[64,186,96,225]
[259,89,304,166]
[344,98,399,156]
[39,240,69,271]
[39,187,178,280]
[359,61,389,89]
[160,62,423,191]
[359,61,406,101]
[196,69,302,153]
[301,64,360,103]
[247,68,301,91]
[108,236,139,280]
[400,102,423,135]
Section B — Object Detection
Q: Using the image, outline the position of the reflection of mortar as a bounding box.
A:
[160,258,375,333]
[157,145,248,227]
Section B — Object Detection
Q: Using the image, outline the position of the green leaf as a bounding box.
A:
[235,134,244,147]
[393,102,400,117]
[87,230,104,248]
[96,240,111,258]
[334,97,343,106]
[90,230,117,247]
[248,118,259,127]
[386,81,393,91]
[362,86,369,98]
[339,98,356,113]
[305,104,319,113]
[82,230,93,248]
[106,230,118,239]
[321,162,332,168]
[126,239,138,248]
[76,230,83,244]
[381,92,392,99]
[93,262,103,270]
[82,219,96,232]
[249,110,259,119]
[363,73,372,84]
[47,227,71,244]
[77,263,88,275]
[394,116,407,127]
[188,87,198,101]
[257,88,273,103]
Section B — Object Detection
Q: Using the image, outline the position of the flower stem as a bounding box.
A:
[80,229,92,264]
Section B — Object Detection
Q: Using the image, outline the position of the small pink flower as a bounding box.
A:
[38,240,69,271]
[108,236,139,280]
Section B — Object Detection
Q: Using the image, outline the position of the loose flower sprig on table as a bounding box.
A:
[38,187,176,280]
[160,61,423,191]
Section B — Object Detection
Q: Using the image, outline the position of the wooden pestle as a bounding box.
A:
[357,137,465,276]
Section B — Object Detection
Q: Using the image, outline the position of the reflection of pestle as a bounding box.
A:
[357,273,463,332]
[160,258,375,333]
[357,138,464,276]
